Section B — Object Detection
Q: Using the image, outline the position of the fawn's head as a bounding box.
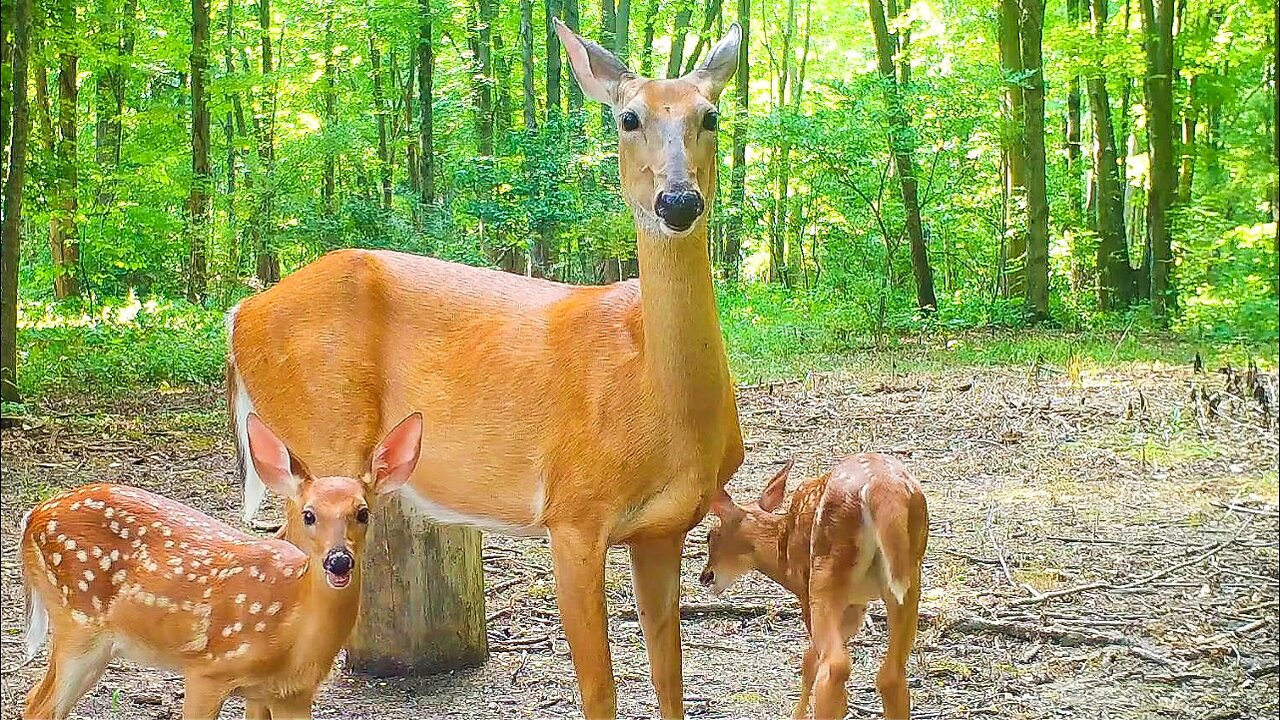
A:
[555,19,740,237]
[245,412,423,590]
[700,460,794,595]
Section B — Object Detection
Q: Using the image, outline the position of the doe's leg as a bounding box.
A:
[629,532,687,720]
[549,524,616,719]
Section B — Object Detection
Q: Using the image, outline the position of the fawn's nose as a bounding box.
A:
[323,548,354,577]
[655,189,704,231]
[699,567,714,587]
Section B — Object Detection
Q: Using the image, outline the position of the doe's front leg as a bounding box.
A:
[629,532,687,720]
[549,524,616,719]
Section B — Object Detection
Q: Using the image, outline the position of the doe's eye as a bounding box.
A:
[702,111,719,132]
[619,110,640,132]
[355,507,370,524]
[301,509,316,526]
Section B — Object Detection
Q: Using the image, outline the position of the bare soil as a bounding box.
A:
[1,361,1276,719]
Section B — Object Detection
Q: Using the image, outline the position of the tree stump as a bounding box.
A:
[346,492,488,675]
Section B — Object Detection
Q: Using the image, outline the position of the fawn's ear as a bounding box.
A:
[368,412,424,495]
[757,460,795,513]
[246,414,308,500]
[708,489,744,523]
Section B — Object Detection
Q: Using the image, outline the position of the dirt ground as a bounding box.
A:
[0,360,1276,719]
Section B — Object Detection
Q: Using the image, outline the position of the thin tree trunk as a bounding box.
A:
[50,0,80,299]
[600,0,616,130]
[565,0,583,113]
[1177,74,1196,204]
[1066,0,1083,220]
[1,0,31,403]
[546,0,562,120]
[1,0,12,183]
[520,0,537,130]
[1141,0,1175,318]
[494,29,512,143]
[1088,0,1133,309]
[93,0,134,210]
[869,0,937,310]
[420,0,436,207]
[403,48,422,195]
[768,0,796,284]
[681,0,724,75]
[252,0,279,284]
[224,0,238,282]
[999,0,1026,299]
[371,38,392,208]
[187,0,211,302]
[666,4,693,78]
[1019,0,1049,319]
[724,0,750,280]
[615,0,630,60]
[322,9,337,217]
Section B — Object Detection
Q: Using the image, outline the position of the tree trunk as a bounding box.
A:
[1141,0,1175,318]
[1177,74,1196,204]
[322,10,337,218]
[224,0,239,282]
[345,494,488,675]
[187,0,210,303]
[252,0,279,285]
[640,0,657,76]
[471,0,494,158]
[371,38,392,209]
[402,49,422,195]
[565,0,583,113]
[869,0,937,311]
[494,29,513,143]
[615,0,630,60]
[998,0,1026,300]
[93,0,134,209]
[419,0,436,207]
[724,0,750,280]
[682,0,726,75]
[50,0,80,300]
[546,0,562,120]
[767,0,796,285]
[1088,0,1133,309]
[1019,0,1049,319]
[520,0,537,130]
[600,0,615,129]
[1065,0,1083,222]
[1,0,30,404]
[666,3,693,78]
[1,0,12,183]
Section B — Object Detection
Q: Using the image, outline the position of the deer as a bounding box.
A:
[224,19,744,720]
[19,412,423,720]
[699,454,929,720]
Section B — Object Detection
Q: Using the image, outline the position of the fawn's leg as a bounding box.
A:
[181,676,231,720]
[246,700,273,719]
[792,644,818,719]
[25,634,112,720]
[267,689,316,720]
[549,523,615,719]
[878,581,921,720]
[809,562,853,720]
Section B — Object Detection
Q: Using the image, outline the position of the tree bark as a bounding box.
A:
[1088,0,1133,309]
[1177,74,1195,204]
[639,0,657,76]
[50,0,80,299]
[371,38,392,209]
[724,0,750,280]
[1065,0,1083,220]
[1141,0,1175,318]
[615,0,630,60]
[1,0,30,404]
[869,0,937,311]
[1019,0,1049,319]
[93,0,134,209]
[322,9,337,218]
[998,0,1026,300]
[187,0,210,303]
[471,0,494,157]
[223,0,238,282]
[565,0,583,113]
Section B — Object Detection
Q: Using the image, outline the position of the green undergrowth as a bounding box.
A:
[8,283,1277,401]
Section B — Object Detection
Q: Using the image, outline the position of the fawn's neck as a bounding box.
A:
[746,512,804,596]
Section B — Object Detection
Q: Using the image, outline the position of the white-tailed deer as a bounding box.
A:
[19,412,423,720]
[700,454,929,720]
[225,19,744,720]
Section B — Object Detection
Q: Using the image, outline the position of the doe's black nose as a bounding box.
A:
[324,548,355,576]
[655,189,705,231]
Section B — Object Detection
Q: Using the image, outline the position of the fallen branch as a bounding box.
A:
[1008,581,1110,607]
[943,615,1130,648]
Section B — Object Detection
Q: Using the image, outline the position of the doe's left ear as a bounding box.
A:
[368,412,424,495]
[685,23,741,102]
[757,459,794,513]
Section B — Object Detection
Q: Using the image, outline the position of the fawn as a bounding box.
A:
[699,454,929,720]
[20,411,424,720]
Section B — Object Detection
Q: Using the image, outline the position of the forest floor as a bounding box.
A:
[0,358,1277,719]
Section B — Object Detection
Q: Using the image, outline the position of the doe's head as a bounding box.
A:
[245,412,423,590]
[554,19,740,236]
[699,460,794,595]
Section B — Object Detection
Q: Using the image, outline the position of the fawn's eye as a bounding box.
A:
[702,111,719,132]
[355,507,370,524]
[301,509,316,526]
[619,110,640,132]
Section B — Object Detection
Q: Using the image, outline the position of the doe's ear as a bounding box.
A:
[368,412,424,495]
[246,414,308,500]
[685,23,741,102]
[554,17,634,106]
[757,459,794,513]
